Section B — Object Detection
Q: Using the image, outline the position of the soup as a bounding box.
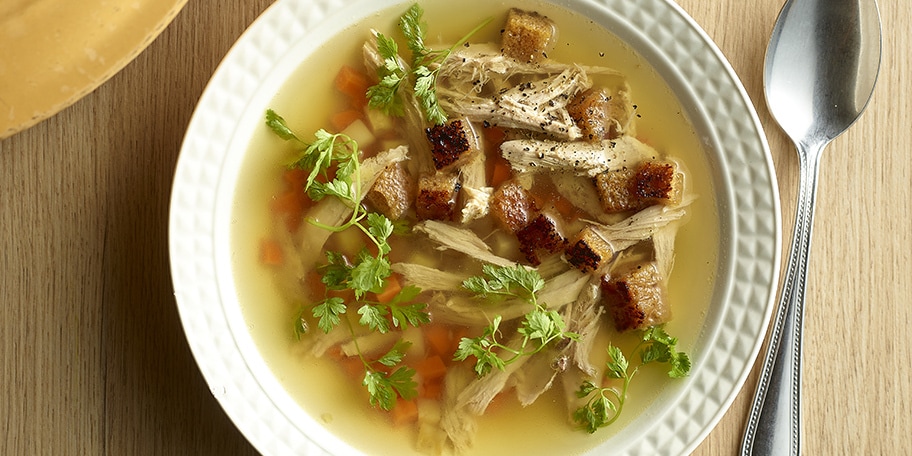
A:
[232,1,718,455]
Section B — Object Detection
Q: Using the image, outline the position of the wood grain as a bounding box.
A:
[1,0,909,454]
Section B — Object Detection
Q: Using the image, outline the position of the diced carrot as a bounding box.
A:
[423,324,452,357]
[553,194,578,221]
[451,326,468,341]
[259,238,284,266]
[439,327,470,363]
[373,274,403,304]
[303,269,327,302]
[419,377,444,400]
[283,168,307,188]
[270,190,304,231]
[489,156,513,188]
[414,355,448,382]
[335,65,370,109]
[390,398,419,426]
[483,125,506,146]
[326,345,343,360]
[339,355,365,379]
[330,109,363,132]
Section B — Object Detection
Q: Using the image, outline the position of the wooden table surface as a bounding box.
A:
[2,0,910,454]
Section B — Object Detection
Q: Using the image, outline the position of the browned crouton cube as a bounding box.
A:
[490,180,538,233]
[594,167,636,212]
[564,226,614,273]
[416,172,461,221]
[366,162,414,220]
[594,160,681,213]
[600,261,670,331]
[425,118,480,171]
[501,9,556,63]
[515,212,567,266]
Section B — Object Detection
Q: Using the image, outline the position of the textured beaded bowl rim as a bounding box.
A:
[169,0,782,454]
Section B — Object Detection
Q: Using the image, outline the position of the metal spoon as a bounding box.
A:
[740,0,882,454]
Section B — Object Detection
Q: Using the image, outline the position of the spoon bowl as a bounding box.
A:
[741,0,882,455]
[764,0,882,147]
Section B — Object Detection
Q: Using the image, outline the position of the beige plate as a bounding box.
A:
[0,0,188,139]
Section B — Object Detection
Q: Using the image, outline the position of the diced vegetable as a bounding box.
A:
[331,109,363,132]
[270,169,312,232]
[415,355,448,381]
[391,398,420,426]
[340,119,376,149]
[335,65,371,108]
[423,324,454,357]
[488,156,513,188]
[374,274,403,303]
[258,238,284,266]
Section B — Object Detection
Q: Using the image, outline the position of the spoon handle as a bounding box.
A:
[741,141,825,455]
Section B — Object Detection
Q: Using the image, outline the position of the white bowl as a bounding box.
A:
[169,0,781,454]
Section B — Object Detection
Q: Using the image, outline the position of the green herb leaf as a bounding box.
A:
[319,251,352,290]
[399,3,428,62]
[387,286,430,329]
[573,393,615,434]
[387,366,419,400]
[363,371,396,410]
[367,33,407,116]
[518,308,563,343]
[367,213,394,255]
[668,352,692,379]
[453,334,504,377]
[265,109,301,142]
[357,303,391,333]
[413,65,447,125]
[574,380,599,399]
[462,264,544,303]
[573,326,691,433]
[350,251,391,298]
[377,341,412,367]
[605,345,628,379]
[312,297,347,333]
[458,265,577,377]
[363,366,419,411]
[639,325,691,378]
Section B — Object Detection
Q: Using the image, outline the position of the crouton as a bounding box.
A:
[425,118,480,171]
[600,261,670,331]
[501,9,556,64]
[416,172,461,221]
[490,180,538,233]
[366,162,414,220]
[515,212,567,266]
[593,160,681,213]
[564,226,614,273]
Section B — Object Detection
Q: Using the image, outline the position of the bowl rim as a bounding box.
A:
[169,0,781,454]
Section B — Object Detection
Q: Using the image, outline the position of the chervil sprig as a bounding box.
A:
[366,33,408,116]
[367,4,493,125]
[572,326,691,433]
[454,264,578,376]
[264,110,392,256]
[265,109,430,413]
[462,264,545,304]
[357,340,419,411]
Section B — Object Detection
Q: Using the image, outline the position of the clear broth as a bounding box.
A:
[231,1,719,455]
